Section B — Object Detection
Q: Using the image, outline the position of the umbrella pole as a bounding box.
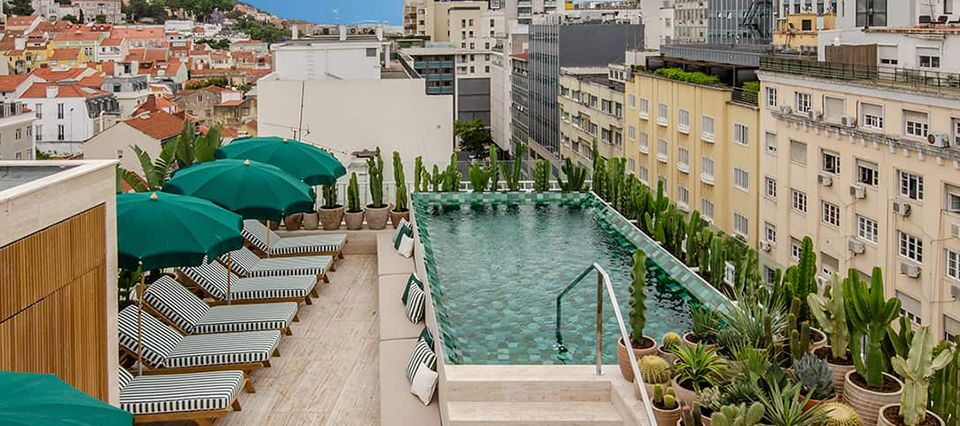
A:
[136,265,145,376]
[226,252,232,305]
[266,220,271,258]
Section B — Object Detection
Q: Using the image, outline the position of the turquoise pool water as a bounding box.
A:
[414,193,698,365]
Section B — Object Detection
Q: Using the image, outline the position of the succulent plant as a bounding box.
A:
[392,151,407,211]
[556,158,587,192]
[468,161,491,192]
[711,403,765,426]
[346,173,361,212]
[639,355,671,384]
[788,297,811,361]
[673,343,727,392]
[429,164,442,191]
[793,353,836,400]
[808,273,850,361]
[533,159,550,192]
[501,140,524,191]
[843,267,901,388]
[929,339,959,426]
[821,402,863,426]
[441,154,461,192]
[662,332,682,351]
[892,325,955,426]
[689,305,721,344]
[681,403,705,426]
[413,155,422,193]
[629,250,648,345]
[321,184,338,209]
[653,384,679,410]
[366,147,385,207]
[697,387,724,413]
[488,146,500,191]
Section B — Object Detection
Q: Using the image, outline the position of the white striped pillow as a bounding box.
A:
[410,362,438,405]
[405,282,425,324]
[397,234,414,258]
[404,337,436,383]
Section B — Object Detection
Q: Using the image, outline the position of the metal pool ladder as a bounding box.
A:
[555,263,657,425]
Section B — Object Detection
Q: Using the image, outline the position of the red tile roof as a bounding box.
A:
[0,75,29,93]
[110,27,165,40]
[30,67,92,82]
[132,94,178,116]
[21,82,110,99]
[53,31,102,42]
[217,99,245,107]
[125,111,185,140]
[100,37,124,46]
[5,15,39,29]
[78,75,104,88]
[50,48,82,61]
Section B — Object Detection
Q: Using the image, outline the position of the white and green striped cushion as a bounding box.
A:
[242,220,346,255]
[118,306,183,368]
[118,367,245,416]
[180,261,315,302]
[393,223,413,250]
[404,282,425,324]
[143,276,211,333]
[221,247,332,278]
[404,337,436,383]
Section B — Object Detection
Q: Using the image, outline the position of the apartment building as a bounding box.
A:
[757,56,960,342]
[21,82,120,156]
[674,0,708,43]
[624,65,761,248]
[0,101,38,160]
[510,53,530,150]
[707,0,774,44]
[558,67,625,169]
[772,9,836,53]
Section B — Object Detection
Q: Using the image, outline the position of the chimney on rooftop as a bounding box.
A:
[46,85,59,98]
[339,25,347,41]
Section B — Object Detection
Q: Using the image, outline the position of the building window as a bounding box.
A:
[657,103,668,124]
[861,103,883,130]
[639,132,649,152]
[822,150,840,174]
[766,87,777,108]
[678,146,690,170]
[946,249,960,281]
[639,98,649,117]
[898,231,923,263]
[791,238,802,261]
[628,126,636,140]
[898,170,924,200]
[35,125,42,141]
[897,291,922,326]
[918,47,941,68]
[878,45,898,65]
[733,123,749,145]
[733,168,749,191]
[627,158,636,171]
[765,132,777,155]
[657,139,668,162]
[946,185,960,213]
[35,103,42,119]
[857,160,879,186]
[701,156,715,180]
[904,110,929,138]
[639,166,649,184]
[733,213,749,237]
[677,185,690,208]
[795,92,812,113]
[15,128,21,140]
[57,103,64,119]
[952,118,960,147]
[764,222,777,243]
[765,177,777,199]
[701,198,714,221]
[57,124,64,141]
[821,201,840,227]
[856,0,888,27]
[789,140,807,165]
[678,109,690,132]
[628,94,636,108]
[858,215,878,243]
[792,189,807,213]
[702,115,715,141]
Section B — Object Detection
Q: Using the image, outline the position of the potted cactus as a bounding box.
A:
[794,353,837,410]
[302,208,320,230]
[808,273,854,395]
[659,332,683,363]
[390,151,410,228]
[652,384,682,426]
[344,173,364,230]
[317,184,344,230]
[711,403,764,426]
[678,403,706,426]
[879,326,954,426]
[683,305,720,350]
[618,249,658,383]
[364,148,390,230]
[638,355,673,398]
[697,387,723,425]
[822,402,864,426]
[671,343,727,406]
[842,268,903,426]
[283,212,303,230]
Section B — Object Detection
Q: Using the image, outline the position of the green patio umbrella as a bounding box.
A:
[163,159,315,221]
[0,371,133,425]
[215,136,347,185]
[117,192,244,374]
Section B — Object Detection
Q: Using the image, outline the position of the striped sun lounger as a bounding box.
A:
[220,246,333,282]
[118,367,245,425]
[243,219,347,259]
[177,260,318,305]
[144,276,299,335]
[118,306,281,377]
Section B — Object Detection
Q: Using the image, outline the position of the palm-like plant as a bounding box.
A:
[674,343,728,392]
[757,381,827,426]
[119,140,179,192]
[175,122,221,166]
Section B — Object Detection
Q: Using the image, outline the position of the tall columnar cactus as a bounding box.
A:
[685,211,703,266]
[682,404,705,426]
[708,234,726,290]
[533,159,550,192]
[321,184,338,209]
[366,147,385,207]
[629,249,647,345]
[591,139,606,197]
[892,326,955,426]
[888,316,917,360]
[788,297,811,361]
[785,236,818,323]
[502,141,524,191]
[488,146,500,191]
[468,161,491,192]
[930,340,960,426]
[711,403,765,426]
[347,173,361,212]
[430,164,442,192]
[843,267,901,388]
[606,157,626,210]
[392,152,407,211]
[413,156,422,193]
[808,273,850,361]
[441,154,461,192]
[557,158,587,192]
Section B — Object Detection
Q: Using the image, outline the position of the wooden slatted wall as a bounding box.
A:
[0,204,108,400]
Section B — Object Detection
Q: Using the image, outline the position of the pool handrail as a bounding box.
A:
[555,262,657,426]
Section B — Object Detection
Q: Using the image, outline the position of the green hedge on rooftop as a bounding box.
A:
[652,68,724,86]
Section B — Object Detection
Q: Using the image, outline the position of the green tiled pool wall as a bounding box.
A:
[412,191,732,364]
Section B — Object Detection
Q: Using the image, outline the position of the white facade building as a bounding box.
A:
[271,28,389,81]
[0,102,38,160]
[20,83,120,156]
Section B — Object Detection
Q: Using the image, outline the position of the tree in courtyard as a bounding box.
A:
[5,0,34,15]
[60,14,80,24]
[454,119,492,159]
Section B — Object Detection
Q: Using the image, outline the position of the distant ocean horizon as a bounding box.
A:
[242,0,403,26]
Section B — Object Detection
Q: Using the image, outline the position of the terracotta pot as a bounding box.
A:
[682,332,717,351]
[802,395,837,412]
[842,370,902,426]
[283,213,303,230]
[658,346,678,364]
[344,210,364,230]
[816,346,856,398]
[877,404,945,426]
[390,209,411,228]
[809,328,828,352]
[671,376,700,407]
[641,381,670,401]
[617,336,658,383]
[318,206,344,230]
[677,416,711,426]
[364,204,390,230]
[301,212,319,230]
[653,404,682,426]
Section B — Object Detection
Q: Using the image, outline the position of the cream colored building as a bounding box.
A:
[757,57,960,342]
[559,67,625,169]
[624,70,761,248]
[412,0,503,78]
[772,11,836,53]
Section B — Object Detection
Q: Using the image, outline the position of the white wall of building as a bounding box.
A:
[257,77,454,179]
[489,51,512,150]
[818,29,960,71]
[272,41,383,81]
[21,95,98,156]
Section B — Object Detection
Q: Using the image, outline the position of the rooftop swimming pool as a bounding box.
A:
[413,192,729,365]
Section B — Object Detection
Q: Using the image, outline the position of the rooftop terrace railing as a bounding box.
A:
[760,56,960,95]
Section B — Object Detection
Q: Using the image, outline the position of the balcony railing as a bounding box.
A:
[730,86,759,106]
[760,56,960,95]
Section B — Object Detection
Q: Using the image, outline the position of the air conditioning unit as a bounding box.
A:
[928,132,950,148]
[779,105,793,115]
[893,200,912,217]
[850,185,866,199]
[952,284,960,300]
[951,223,960,239]
[900,261,921,279]
[840,115,857,127]
[818,173,833,187]
[848,240,865,255]
[808,110,823,121]
[760,241,772,252]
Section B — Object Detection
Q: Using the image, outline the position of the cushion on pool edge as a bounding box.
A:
[393,223,413,249]
[404,337,436,383]
[410,362,439,406]
[404,283,425,324]
[397,234,414,258]
[419,327,434,350]
[401,274,422,305]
